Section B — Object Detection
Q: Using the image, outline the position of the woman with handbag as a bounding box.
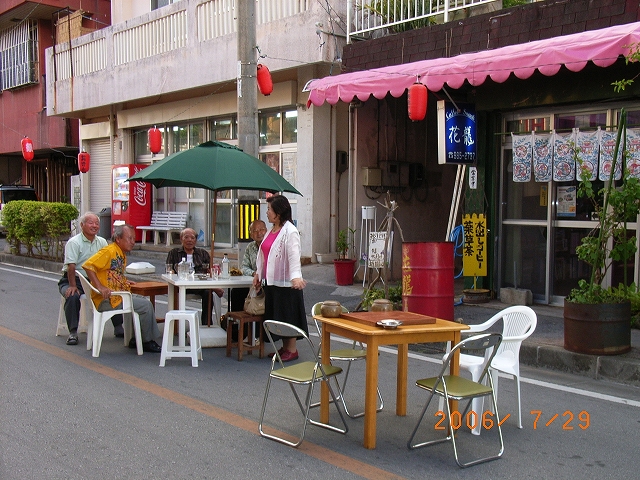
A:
[253,194,307,362]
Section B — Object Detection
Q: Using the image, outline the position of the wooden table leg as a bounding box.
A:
[363,339,379,449]
[397,343,408,416]
[226,316,233,357]
[320,328,331,424]
[237,319,244,361]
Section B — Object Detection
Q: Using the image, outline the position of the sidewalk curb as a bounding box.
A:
[0,252,62,274]
[522,344,640,386]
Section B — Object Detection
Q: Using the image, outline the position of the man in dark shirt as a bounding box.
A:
[166,228,223,325]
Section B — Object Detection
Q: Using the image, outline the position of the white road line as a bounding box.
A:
[0,266,59,281]
[520,377,640,407]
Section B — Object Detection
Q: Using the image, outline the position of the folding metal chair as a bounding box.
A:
[310,302,383,418]
[408,333,504,468]
[258,320,348,447]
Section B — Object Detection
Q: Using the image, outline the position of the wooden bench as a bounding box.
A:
[137,211,188,246]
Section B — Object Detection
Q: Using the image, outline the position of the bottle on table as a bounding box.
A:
[178,257,188,280]
[187,259,195,279]
[221,253,230,279]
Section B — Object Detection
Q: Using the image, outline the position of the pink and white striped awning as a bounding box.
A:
[307,22,640,106]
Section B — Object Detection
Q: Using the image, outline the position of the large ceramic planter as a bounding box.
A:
[333,259,356,285]
[564,299,631,355]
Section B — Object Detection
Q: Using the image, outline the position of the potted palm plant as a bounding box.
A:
[334,227,357,285]
[564,108,640,355]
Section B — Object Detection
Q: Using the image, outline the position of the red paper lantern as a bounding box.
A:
[78,151,90,173]
[21,137,34,161]
[407,83,428,122]
[257,63,273,96]
[148,127,162,154]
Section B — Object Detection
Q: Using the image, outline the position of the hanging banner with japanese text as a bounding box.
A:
[437,100,477,165]
[462,214,487,277]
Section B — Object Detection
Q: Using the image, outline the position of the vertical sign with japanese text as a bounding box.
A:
[469,166,478,189]
[437,100,477,165]
[462,213,487,277]
[368,231,387,269]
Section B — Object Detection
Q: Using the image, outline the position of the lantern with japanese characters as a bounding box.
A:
[21,137,34,161]
[148,127,162,154]
[257,64,273,96]
[407,82,427,122]
[78,151,90,173]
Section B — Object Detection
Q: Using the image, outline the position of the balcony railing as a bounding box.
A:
[52,0,310,82]
[0,20,39,90]
[347,0,506,43]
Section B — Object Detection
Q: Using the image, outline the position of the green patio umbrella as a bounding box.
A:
[129,140,302,259]
[129,140,301,193]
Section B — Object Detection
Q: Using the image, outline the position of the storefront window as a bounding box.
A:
[501,108,638,304]
[259,112,281,146]
[258,109,298,198]
[552,226,592,297]
[618,108,640,128]
[505,117,549,134]
[171,125,188,153]
[283,110,298,144]
[211,118,236,140]
[501,224,547,297]
[554,179,604,221]
[502,150,548,221]
[190,123,204,147]
[555,112,606,129]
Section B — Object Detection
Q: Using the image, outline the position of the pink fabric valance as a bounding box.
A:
[307,22,640,106]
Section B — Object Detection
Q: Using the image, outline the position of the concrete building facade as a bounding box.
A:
[45,0,349,257]
[0,1,110,204]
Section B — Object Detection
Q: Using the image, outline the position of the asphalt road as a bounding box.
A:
[1,263,639,479]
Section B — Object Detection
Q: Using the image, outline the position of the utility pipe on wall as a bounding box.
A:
[330,105,337,248]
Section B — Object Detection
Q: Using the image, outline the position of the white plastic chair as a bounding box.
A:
[56,294,89,336]
[77,273,143,357]
[311,302,384,418]
[448,306,537,432]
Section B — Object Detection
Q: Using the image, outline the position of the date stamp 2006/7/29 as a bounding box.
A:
[434,410,591,431]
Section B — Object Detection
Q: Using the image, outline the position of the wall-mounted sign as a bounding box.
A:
[462,213,487,277]
[469,166,478,189]
[437,100,477,165]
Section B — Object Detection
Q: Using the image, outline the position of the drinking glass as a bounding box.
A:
[211,263,220,280]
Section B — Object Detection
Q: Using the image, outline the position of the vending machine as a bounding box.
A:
[112,164,151,242]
